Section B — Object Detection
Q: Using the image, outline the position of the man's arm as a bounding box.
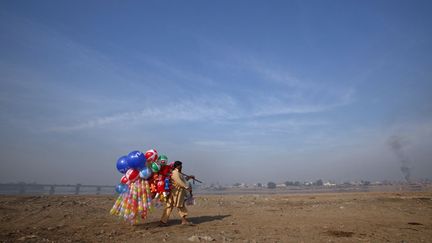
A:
[172,170,189,189]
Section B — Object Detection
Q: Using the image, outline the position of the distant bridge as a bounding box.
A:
[0,183,115,195]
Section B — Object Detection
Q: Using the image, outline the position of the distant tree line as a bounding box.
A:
[267,182,276,189]
[243,179,375,189]
[284,181,302,186]
[283,179,323,186]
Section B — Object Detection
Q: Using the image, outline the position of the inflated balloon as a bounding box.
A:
[115,183,128,194]
[127,151,146,169]
[159,165,172,176]
[151,162,160,173]
[116,156,130,174]
[158,155,168,165]
[120,175,129,184]
[145,149,158,162]
[139,167,152,179]
[156,178,165,193]
[126,168,140,182]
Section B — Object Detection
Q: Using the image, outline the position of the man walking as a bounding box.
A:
[160,161,194,226]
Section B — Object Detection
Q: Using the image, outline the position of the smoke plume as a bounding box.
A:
[387,135,411,182]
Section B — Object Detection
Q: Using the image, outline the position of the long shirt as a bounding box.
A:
[171,168,189,189]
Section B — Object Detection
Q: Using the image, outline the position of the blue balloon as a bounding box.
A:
[116,155,130,174]
[127,151,146,169]
[139,167,152,179]
[115,183,128,194]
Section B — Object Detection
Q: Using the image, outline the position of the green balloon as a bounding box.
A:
[151,162,160,172]
[158,155,168,164]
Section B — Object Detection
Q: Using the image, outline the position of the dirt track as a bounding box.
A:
[1,191,431,242]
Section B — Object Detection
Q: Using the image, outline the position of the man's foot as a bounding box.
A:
[181,221,195,226]
[158,221,168,227]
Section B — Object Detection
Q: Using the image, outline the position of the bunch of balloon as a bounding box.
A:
[149,154,174,203]
[110,149,174,225]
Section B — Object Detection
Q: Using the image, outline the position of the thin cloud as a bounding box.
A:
[4,15,354,134]
[46,95,239,132]
[251,88,354,117]
[245,60,356,117]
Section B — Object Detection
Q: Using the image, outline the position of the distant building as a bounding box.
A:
[231,183,248,188]
[304,181,313,186]
[323,181,336,187]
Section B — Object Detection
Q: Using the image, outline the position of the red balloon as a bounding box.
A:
[120,175,128,184]
[157,179,165,193]
[144,149,158,162]
[126,169,139,182]
[159,165,172,177]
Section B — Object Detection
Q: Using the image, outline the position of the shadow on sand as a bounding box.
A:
[137,214,231,228]
[175,214,231,225]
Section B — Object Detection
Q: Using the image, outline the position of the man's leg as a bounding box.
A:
[177,206,190,224]
[160,204,174,224]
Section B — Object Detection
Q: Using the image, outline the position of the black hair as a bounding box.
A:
[173,161,182,168]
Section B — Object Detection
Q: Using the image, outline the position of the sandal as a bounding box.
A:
[181,221,195,226]
[158,221,168,227]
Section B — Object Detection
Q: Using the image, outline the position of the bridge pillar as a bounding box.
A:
[75,184,81,195]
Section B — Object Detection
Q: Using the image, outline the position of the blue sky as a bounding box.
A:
[1,0,431,185]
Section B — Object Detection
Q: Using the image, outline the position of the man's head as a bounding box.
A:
[173,161,183,171]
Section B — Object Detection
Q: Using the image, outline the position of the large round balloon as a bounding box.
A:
[115,183,128,194]
[126,168,139,182]
[158,155,168,165]
[116,156,130,174]
[120,175,129,184]
[139,167,152,179]
[151,162,161,173]
[127,151,146,169]
[145,149,158,163]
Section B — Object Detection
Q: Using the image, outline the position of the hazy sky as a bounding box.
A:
[1,0,431,185]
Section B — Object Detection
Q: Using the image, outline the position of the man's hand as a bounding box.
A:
[186,175,195,180]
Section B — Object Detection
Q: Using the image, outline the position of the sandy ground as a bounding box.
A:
[1,191,432,242]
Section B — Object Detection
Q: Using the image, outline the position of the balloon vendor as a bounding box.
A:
[111,149,199,226]
[159,161,196,226]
